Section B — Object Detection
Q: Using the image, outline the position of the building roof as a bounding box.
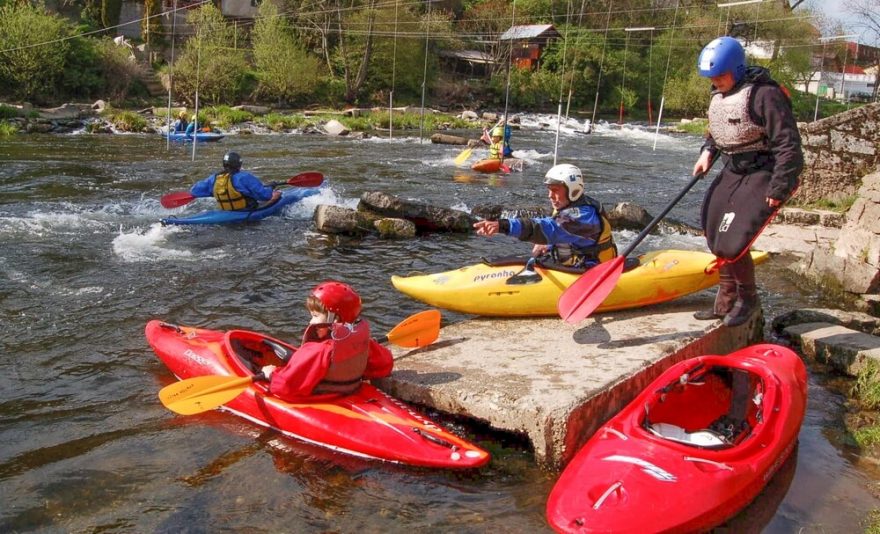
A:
[499,24,560,41]
[438,50,494,65]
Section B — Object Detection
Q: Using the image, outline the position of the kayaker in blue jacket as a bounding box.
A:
[189,151,279,210]
[171,110,188,133]
[184,114,198,137]
[473,163,617,269]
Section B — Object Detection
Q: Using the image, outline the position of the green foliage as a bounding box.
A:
[256,113,311,131]
[107,110,147,131]
[252,1,322,105]
[498,68,559,109]
[0,3,71,102]
[0,105,19,119]
[852,425,880,449]
[171,4,249,105]
[793,194,858,213]
[199,105,254,128]
[852,361,880,411]
[61,35,104,99]
[865,509,880,534]
[0,121,18,136]
[663,70,712,118]
[674,118,709,135]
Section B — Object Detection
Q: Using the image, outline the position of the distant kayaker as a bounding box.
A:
[473,163,617,270]
[184,114,198,136]
[189,151,280,210]
[171,110,188,133]
[691,36,802,327]
[259,281,393,402]
[481,122,513,159]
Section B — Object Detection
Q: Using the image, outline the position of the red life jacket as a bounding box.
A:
[305,321,370,395]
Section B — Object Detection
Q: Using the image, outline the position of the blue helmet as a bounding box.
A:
[697,37,746,82]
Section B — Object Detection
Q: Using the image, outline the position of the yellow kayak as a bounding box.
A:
[391,249,769,317]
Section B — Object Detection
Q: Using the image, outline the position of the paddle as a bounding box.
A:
[454,147,474,166]
[158,309,442,415]
[159,172,324,209]
[557,154,721,324]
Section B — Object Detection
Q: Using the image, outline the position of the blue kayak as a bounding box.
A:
[161,188,320,225]
[165,131,225,142]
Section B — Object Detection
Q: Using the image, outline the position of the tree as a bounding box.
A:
[252,0,323,105]
[845,0,880,101]
[171,4,249,105]
[0,3,70,103]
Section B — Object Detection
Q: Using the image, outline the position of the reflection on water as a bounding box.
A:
[0,121,877,532]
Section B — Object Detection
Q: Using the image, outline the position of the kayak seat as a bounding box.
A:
[648,422,729,449]
[623,257,641,272]
[230,339,263,373]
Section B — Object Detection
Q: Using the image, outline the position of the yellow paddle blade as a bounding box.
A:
[159,375,253,415]
[454,147,474,166]
[386,309,441,348]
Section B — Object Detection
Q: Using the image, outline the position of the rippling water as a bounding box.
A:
[1,116,877,532]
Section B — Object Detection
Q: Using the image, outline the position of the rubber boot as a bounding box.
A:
[694,265,736,320]
[723,255,759,327]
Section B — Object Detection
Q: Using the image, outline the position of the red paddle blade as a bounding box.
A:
[500,163,511,173]
[160,191,196,208]
[557,256,626,324]
[286,172,323,188]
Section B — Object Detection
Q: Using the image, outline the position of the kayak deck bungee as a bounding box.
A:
[161,187,320,225]
[546,343,807,533]
[145,320,490,469]
[391,249,768,317]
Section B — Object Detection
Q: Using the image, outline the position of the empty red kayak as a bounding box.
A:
[145,320,490,469]
[546,343,807,533]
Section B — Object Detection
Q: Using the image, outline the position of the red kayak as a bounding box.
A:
[546,343,807,533]
[145,320,490,469]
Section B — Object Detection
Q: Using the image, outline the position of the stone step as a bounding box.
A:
[782,321,880,376]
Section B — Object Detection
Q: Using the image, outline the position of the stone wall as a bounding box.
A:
[797,102,880,204]
[798,169,880,309]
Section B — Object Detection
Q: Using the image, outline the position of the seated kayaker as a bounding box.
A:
[473,163,617,270]
[172,110,188,133]
[481,122,513,158]
[184,114,198,136]
[189,151,280,211]
[260,281,393,402]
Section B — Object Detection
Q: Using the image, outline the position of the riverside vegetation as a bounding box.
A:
[2,0,875,136]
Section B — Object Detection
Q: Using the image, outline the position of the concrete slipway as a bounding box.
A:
[380,297,763,469]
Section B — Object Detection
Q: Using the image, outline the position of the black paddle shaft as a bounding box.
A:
[620,153,720,258]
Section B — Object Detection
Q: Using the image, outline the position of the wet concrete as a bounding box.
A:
[382,302,763,468]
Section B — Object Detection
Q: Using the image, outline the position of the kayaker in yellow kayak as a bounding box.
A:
[473,163,617,270]
[259,281,393,402]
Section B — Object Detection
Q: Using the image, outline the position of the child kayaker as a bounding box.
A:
[260,281,393,401]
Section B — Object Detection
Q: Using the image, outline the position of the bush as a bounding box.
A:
[256,113,311,131]
[251,1,323,104]
[107,110,147,132]
[200,105,254,129]
[0,3,71,103]
[0,105,19,120]
[0,121,18,136]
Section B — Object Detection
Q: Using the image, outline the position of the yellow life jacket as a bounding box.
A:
[212,172,249,211]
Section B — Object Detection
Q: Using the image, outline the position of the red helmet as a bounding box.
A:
[311,281,361,323]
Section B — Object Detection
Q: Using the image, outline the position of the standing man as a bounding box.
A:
[692,36,803,326]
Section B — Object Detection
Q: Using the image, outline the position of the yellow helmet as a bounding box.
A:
[178,110,187,119]
[491,126,504,138]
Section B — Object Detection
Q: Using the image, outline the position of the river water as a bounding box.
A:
[1,116,877,532]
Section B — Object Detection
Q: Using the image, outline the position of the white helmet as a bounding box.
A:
[543,164,584,202]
